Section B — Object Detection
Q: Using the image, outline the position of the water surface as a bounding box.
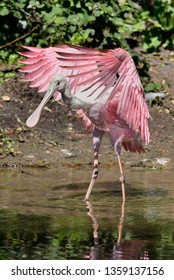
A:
[0,166,174,260]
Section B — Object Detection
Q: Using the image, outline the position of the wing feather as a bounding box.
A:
[19,44,150,143]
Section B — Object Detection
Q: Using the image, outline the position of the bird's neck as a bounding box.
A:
[60,83,73,106]
[61,82,89,110]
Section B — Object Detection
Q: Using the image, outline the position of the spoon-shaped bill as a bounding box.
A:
[26,87,55,127]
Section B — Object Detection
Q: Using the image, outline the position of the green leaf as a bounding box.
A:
[55,17,66,25]
[51,5,63,16]
[155,83,163,91]
[14,11,22,19]
[76,1,81,8]
[0,7,10,16]
[145,82,156,92]
[150,37,161,48]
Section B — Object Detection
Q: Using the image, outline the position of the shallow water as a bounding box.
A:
[0,166,174,260]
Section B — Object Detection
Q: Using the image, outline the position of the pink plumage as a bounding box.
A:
[19,44,150,201]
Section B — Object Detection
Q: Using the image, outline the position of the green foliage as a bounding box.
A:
[145,82,163,92]
[0,71,15,84]
[140,0,174,51]
[0,132,15,157]
[0,0,174,63]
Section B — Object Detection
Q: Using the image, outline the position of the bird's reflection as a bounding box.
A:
[85,199,149,260]
[85,200,100,260]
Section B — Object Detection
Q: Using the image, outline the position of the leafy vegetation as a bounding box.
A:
[140,0,174,51]
[0,132,15,157]
[0,0,174,57]
[0,0,172,89]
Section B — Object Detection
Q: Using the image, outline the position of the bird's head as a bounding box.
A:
[26,75,70,127]
[49,75,68,94]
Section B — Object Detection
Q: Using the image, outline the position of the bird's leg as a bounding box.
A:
[109,132,126,202]
[115,149,125,203]
[117,196,125,245]
[85,128,103,201]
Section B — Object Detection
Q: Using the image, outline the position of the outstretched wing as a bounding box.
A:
[19,44,150,143]
[18,44,103,94]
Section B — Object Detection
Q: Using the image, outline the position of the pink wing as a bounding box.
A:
[18,44,150,143]
[18,44,99,93]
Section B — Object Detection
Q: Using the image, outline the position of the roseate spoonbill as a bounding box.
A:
[18,44,150,201]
